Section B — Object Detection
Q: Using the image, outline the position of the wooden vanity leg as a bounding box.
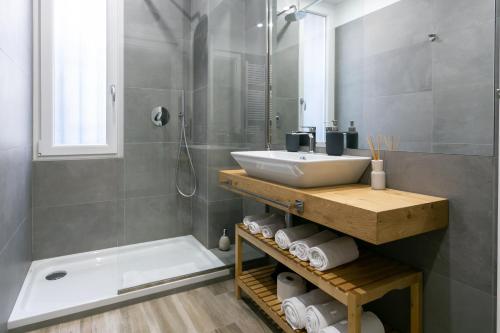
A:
[235,227,243,299]
[348,293,362,333]
[410,273,423,333]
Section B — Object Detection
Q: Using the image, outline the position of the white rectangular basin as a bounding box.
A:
[231,151,370,188]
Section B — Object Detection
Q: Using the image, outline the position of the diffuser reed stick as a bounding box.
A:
[367,136,379,160]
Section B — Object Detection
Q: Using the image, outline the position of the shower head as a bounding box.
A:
[279,0,324,22]
[285,10,307,22]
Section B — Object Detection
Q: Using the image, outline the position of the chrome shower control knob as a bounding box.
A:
[151,106,170,127]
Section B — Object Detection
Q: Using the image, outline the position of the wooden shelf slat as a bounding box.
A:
[237,224,419,306]
[238,265,305,333]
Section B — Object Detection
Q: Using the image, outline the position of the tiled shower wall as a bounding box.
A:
[32,0,266,258]
[190,0,267,248]
[32,0,194,259]
[0,0,33,331]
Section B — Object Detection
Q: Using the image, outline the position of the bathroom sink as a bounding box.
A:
[230,151,370,188]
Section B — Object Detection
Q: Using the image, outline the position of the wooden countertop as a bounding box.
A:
[219,169,448,244]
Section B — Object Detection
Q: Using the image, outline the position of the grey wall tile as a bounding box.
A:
[433,82,494,146]
[0,147,31,253]
[422,271,495,333]
[125,0,191,43]
[0,219,31,333]
[124,143,177,198]
[432,20,495,90]
[124,195,191,245]
[206,146,244,202]
[207,198,242,248]
[125,87,182,144]
[191,145,208,200]
[208,84,245,145]
[432,0,494,33]
[33,159,124,208]
[362,0,432,57]
[193,88,208,144]
[375,151,495,293]
[272,45,299,99]
[125,38,190,90]
[363,92,433,151]
[33,201,124,259]
[370,42,432,97]
[192,196,208,246]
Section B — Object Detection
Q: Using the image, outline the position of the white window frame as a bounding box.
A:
[33,0,123,160]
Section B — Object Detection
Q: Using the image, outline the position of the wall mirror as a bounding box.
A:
[269,0,495,156]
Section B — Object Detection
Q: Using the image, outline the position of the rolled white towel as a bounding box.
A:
[309,237,359,271]
[261,222,285,238]
[319,311,384,333]
[289,230,338,261]
[248,214,282,234]
[243,213,271,227]
[275,224,319,250]
[305,300,347,333]
[281,289,331,330]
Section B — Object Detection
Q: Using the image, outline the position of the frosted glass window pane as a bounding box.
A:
[53,0,107,145]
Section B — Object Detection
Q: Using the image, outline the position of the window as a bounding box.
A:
[34,0,123,158]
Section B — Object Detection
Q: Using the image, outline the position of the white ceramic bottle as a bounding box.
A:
[371,160,386,190]
[219,229,231,251]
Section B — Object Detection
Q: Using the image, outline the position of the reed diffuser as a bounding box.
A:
[367,136,385,190]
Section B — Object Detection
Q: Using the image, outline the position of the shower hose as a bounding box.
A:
[176,91,197,198]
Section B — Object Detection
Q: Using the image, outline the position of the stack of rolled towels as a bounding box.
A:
[242,213,286,238]
[274,224,359,271]
[282,289,384,333]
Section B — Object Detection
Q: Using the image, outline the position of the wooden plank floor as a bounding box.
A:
[27,280,275,333]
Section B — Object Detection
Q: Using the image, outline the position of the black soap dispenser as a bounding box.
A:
[326,121,344,156]
[346,121,358,149]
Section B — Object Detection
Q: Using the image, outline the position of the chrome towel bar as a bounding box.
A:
[220,180,304,213]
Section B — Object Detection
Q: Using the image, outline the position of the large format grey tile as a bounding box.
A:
[207,198,242,248]
[208,84,245,145]
[433,81,494,146]
[432,19,494,91]
[0,50,32,151]
[370,42,432,97]
[206,146,243,202]
[192,195,208,246]
[125,38,190,90]
[33,159,124,208]
[432,0,494,33]
[124,195,191,245]
[33,201,124,259]
[125,0,191,43]
[208,0,246,53]
[191,145,208,200]
[362,0,432,57]
[363,92,433,152]
[272,45,299,99]
[0,147,31,253]
[422,271,495,333]
[378,151,495,293]
[124,143,177,198]
[0,219,31,333]
[193,88,208,144]
[125,87,182,144]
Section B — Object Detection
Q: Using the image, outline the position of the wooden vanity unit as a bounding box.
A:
[219,169,449,333]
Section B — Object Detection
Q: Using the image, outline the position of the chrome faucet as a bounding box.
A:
[300,126,316,153]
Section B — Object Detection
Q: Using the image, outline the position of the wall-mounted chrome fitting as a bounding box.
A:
[151,106,170,127]
[428,33,438,42]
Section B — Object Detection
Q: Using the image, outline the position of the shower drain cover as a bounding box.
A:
[45,271,67,281]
